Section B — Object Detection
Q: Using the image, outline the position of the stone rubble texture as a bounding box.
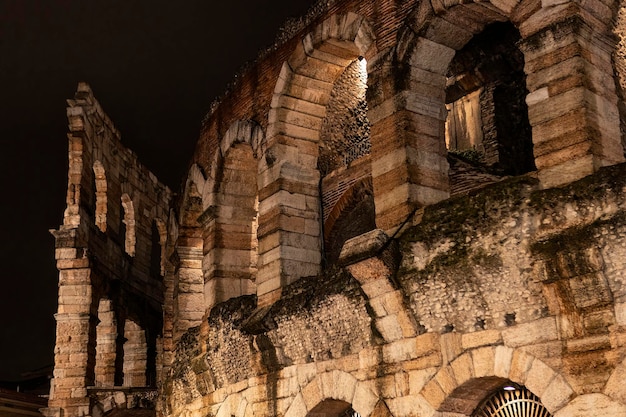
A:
[43,0,626,416]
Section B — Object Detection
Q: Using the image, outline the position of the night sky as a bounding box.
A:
[0,0,315,381]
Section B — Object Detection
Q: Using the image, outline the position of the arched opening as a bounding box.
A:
[319,58,376,265]
[323,179,376,264]
[205,142,258,308]
[473,385,552,417]
[120,194,136,256]
[307,400,360,417]
[257,13,375,304]
[445,22,534,194]
[93,161,107,232]
[318,58,371,175]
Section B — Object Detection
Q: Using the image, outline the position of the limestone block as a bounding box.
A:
[527,87,585,126]
[370,147,409,178]
[335,371,358,404]
[541,373,574,413]
[303,38,355,67]
[554,393,626,417]
[508,351,534,385]
[461,330,502,350]
[267,121,321,143]
[383,339,418,363]
[471,347,496,378]
[502,317,558,347]
[256,272,281,296]
[284,393,307,417]
[359,347,380,370]
[361,278,396,300]
[434,366,458,396]
[450,353,474,386]
[537,154,595,188]
[377,315,404,342]
[301,378,323,411]
[376,375,397,398]
[409,368,438,395]
[339,229,388,266]
[518,3,576,38]
[388,394,435,417]
[275,95,326,118]
[409,37,456,75]
[440,333,463,365]
[525,359,556,397]
[352,383,379,417]
[421,379,447,410]
[493,346,514,379]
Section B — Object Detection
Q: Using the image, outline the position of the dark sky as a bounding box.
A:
[0,0,315,381]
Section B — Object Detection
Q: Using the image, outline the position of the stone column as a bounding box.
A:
[45,242,95,417]
[521,16,625,187]
[123,320,147,387]
[173,235,204,342]
[95,299,117,387]
[369,39,453,233]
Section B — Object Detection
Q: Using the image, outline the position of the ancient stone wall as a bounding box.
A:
[44,83,172,417]
[157,0,626,414]
[160,164,626,417]
[45,0,626,415]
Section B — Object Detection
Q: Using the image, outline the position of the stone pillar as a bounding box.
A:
[173,235,204,342]
[521,16,625,187]
[369,39,454,233]
[95,299,116,387]
[202,144,258,309]
[256,134,322,306]
[123,320,147,387]
[256,63,325,307]
[45,245,95,417]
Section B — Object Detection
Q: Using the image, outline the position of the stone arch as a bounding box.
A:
[93,160,108,232]
[419,346,575,416]
[370,0,516,233]
[200,120,262,310]
[284,370,378,417]
[323,177,376,264]
[445,22,535,181]
[120,193,135,256]
[258,12,376,306]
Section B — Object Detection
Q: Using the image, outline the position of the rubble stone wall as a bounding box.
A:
[160,164,626,417]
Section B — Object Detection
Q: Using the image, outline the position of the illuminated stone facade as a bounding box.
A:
[44,0,626,416]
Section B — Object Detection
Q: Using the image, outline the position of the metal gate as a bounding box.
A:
[473,386,552,417]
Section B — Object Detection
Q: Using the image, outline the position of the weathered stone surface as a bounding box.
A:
[46,3,626,417]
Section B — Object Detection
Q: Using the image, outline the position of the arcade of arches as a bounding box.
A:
[44,0,626,416]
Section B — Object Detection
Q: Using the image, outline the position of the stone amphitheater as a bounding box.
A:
[42,0,626,416]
